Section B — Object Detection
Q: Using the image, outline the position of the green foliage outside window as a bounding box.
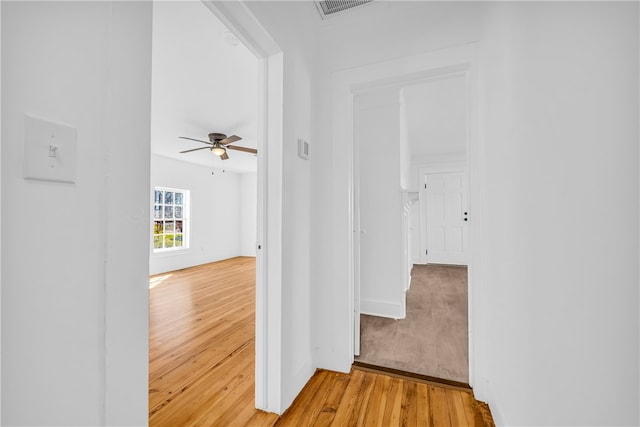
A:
[153,188,187,251]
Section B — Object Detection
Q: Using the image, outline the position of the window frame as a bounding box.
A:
[152,186,190,253]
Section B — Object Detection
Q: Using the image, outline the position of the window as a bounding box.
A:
[153,187,189,252]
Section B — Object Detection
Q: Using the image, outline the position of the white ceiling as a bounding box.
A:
[151,1,258,173]
[403,75,467,161]
[150,2,465,170]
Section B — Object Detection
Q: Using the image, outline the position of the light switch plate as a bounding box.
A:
[24,115,77,183]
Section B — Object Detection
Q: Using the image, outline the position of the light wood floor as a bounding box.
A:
[277,368,493,426]
[149,257,493,426]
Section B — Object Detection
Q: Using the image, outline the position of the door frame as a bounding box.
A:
[332,43,484,386]
[353,95,362,356]
[203,1,284,413]
[0,2,3,420]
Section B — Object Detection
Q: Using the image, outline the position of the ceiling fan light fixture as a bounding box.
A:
[179,133,255,160]
[211,144,226,156]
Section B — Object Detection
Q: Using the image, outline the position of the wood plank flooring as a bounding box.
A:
[275,368,494,426]
[149,257,271,427]
[149,257,494,426]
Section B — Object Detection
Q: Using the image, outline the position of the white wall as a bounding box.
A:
[280,53,313,408]
[242,1,315,411]
[409,157,467,193]
[474,3,639,425]
[149,154,255,275]
[240,172,257,256]
[1,2,150,425]
[404,75,468,160]
[356,88,405,319]
[398,90,411,190]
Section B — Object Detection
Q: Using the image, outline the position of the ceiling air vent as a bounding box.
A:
[314,0,374,19]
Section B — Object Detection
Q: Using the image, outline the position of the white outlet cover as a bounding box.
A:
[24,115,77,183]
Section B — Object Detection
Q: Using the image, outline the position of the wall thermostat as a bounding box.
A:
[298,138,309,160]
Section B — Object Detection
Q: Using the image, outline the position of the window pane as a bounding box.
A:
[165,192,174,204]
[164,206,173,219]
[153,187,188,252]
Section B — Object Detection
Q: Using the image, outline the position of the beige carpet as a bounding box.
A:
[355,264,468,383]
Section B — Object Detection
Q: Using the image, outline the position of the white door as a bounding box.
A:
[353,88,406,356]
[423,172,468,265]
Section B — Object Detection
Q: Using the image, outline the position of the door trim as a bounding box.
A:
[0,2,3,421]
[203,1,284,414]
[353,96,362,356]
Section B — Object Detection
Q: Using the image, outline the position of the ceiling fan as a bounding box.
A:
[179,133,257,160]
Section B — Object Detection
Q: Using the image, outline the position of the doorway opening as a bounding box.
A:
[353,72,470,383]
[335,44,481,386]
[148,2,260,423]
[148,0,285,419]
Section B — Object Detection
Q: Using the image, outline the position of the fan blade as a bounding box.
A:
[180,146,211,153]
[220,151,230,160]
[227,145,257,154]
[220,135,242,145]
[179,136,212,145]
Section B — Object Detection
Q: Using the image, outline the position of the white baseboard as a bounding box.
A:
[361,298,405,319]
[427,254,468,266]
[281,358,314,414]
[473,378,505,427]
